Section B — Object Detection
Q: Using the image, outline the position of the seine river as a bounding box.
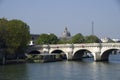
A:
[0,54,120,80]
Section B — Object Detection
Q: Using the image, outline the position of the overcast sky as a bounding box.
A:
[0,0,120,39]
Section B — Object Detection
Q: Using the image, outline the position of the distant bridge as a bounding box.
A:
[26,43,120,61]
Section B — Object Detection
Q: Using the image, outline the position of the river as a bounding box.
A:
[0,54,120,80]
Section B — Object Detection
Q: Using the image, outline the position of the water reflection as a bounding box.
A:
[1,55,120,80]
[0,64,29,80]
[109,54,120,63]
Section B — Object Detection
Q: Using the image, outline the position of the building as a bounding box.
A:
[112,39,120,42]
[101,37,113,43]
[61,27,71,39]
[29,34,40,45]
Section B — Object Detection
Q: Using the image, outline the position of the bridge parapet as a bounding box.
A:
[42,43,101,48]
[74,43,101,48]
[48,44,73,48]
[101,43,120,47]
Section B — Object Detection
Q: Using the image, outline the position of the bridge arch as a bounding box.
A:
[101,48,120,61]
[50,49,67,60]
[73,49,93,60]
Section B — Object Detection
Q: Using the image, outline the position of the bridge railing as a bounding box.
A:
[43,44,73,48]
[42,43,101,48]
[101,43,120,47]
[74,43,101,47]
[28,43,120,50]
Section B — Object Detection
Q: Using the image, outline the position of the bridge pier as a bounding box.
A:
[94,52,102,61]
[66,52,73,61]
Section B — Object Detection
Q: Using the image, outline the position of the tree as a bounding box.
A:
[58,38,71,44]
[7,20,30,54]
[36,34,50,44]
[0,18,8,48]
[0,18,31,64]
[85,35,100,43]
[49,34,58,44]
[0,18,8,64]
[36,33,58,44]
[71,33,85,43]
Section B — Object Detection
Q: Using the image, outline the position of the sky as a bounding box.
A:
[0,0,120,39]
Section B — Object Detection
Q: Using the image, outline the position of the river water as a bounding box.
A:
[0,55,120,80]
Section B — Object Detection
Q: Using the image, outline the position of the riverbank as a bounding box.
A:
[0,53,64,65]
[0,59,26,65]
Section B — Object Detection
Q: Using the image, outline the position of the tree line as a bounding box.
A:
[35,33,102,44]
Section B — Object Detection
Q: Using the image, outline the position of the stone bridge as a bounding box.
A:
[26,43,120,61]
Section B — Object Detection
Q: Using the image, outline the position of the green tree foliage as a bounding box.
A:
[0,18,30,54]
[7,19,31,54]
[36,34,49,44]
[58,38,71,44]
[71,33,85,43]
[36,33,58,44]
[49,34,58,44]
[85,35,100,43]
[0,18,8,48]
[0,18,30,64]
